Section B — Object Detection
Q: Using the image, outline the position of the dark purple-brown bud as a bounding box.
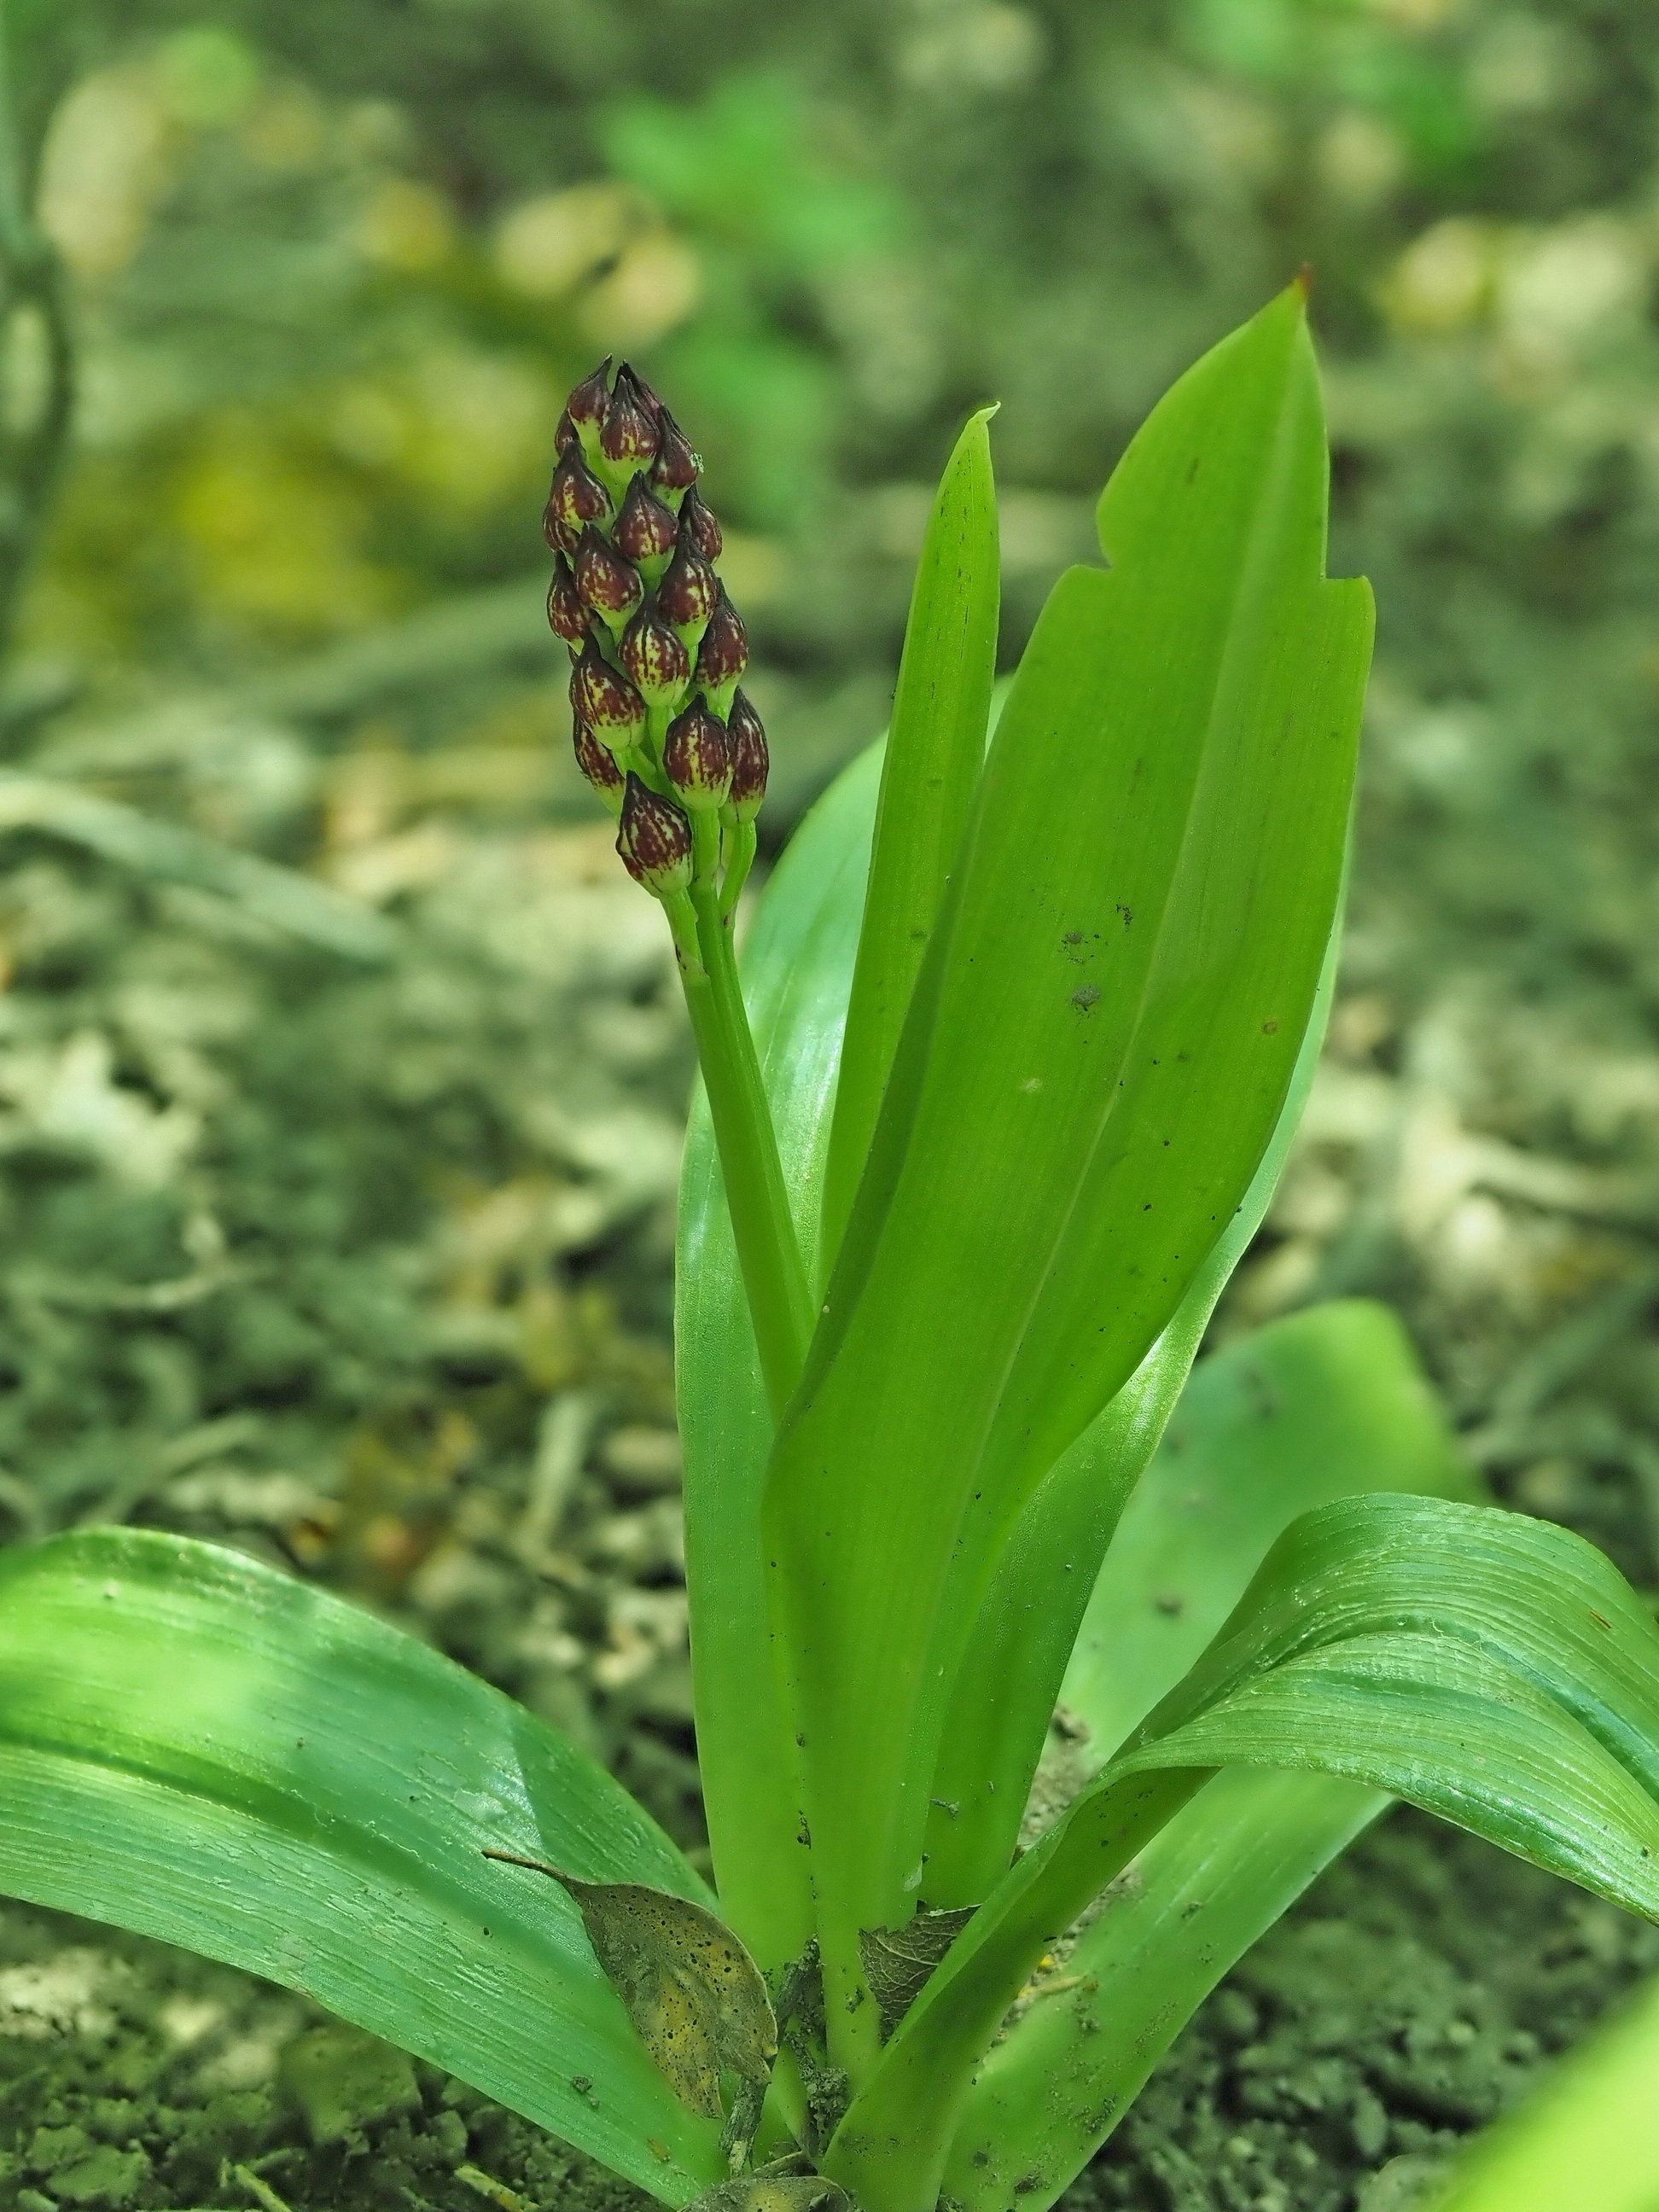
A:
[695,586,748,693]
[650,405,701,494]
[725,690,768,824]
[549,556,593,649]
[657,539,719,629]
[600,364,660,470]
[573,525,643,622]
[565,358,612,434]
[623,364,663,420]
[616,772,693,899]
[555,409,578,456]
[544,447,612,554]
[573,719,624,810]
[571,635,646,742]
[678,486,722,562]
[614,474,678,567]
[662,696,732,812]
[620,609,692,705]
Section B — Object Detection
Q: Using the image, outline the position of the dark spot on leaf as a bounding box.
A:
[483,1856,774,2124]
[859,1906,976,2041]
[1072,985,1101,1013]
[1261,1018,1279,1033]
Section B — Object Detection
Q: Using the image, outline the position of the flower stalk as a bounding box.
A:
[544,359,811,1415]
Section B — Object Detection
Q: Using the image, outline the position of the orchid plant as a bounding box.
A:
[1,288,1656,2212]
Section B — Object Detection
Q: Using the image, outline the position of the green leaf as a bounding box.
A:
[939,1297,1476,2207]
[1062,1297,1479,1754]
[829,1498,1659,2212]
[939,1769,1385,2212]
[675,742,882,1970]
[819,406,999,1272]
[920,913,1344,1906]
[765,282,1374,2058]
[0,1528,727,2206]
[483,1860,776,2128]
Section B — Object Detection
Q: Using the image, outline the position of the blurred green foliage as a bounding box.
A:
[0,0,1652,1751]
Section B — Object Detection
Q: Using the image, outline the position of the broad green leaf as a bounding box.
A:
[939,1300,1475,2205]
[676,742,882,1969]
[819,406,999,1272]
[1063,1298,1478,1755]
[0,1528,726,2206]
[483,1859,776,2126]
[921,917,1344,1905]
[765,283,1374,2051]
[939,1769,1385,2212]
[829,1498,1659,2212]
[1429,1966,1659,2212]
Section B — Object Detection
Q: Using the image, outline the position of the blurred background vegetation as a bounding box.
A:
[0,0,1656,1854]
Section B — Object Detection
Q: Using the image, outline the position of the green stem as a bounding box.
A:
[719,818,757,921]
[678,880,812,1418]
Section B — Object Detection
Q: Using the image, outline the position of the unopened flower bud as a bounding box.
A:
[620,609,692,705]
[651,405,701,495]
[678,486,722,562]
[574,524,643,623]
[566,358,612,437]
[695,585,748,693]
[657,539,718,630]
[544,447,612,553]
[614,474,678,568]
[554,409,577,456]
[546,555,590,647]
[725,690,769,824]
[617,771,693,899]
[600,364,660,470]
[573,718,625,812]
[662,695,732,811]
[571,636,646,742]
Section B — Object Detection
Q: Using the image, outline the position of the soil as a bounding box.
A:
[0,1801,1652,2212]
